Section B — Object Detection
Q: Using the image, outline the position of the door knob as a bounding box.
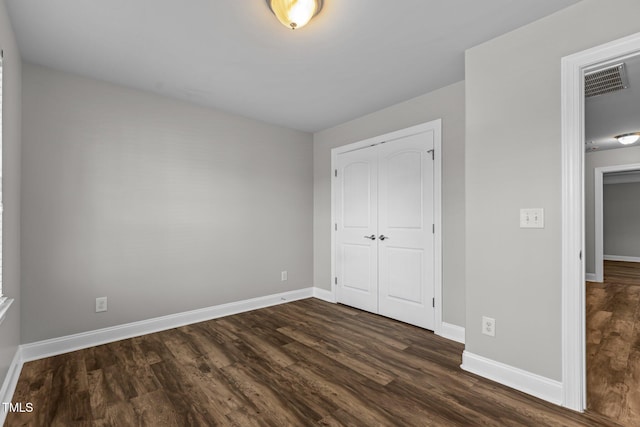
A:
[364,235,376,240]
[379,235,389,241]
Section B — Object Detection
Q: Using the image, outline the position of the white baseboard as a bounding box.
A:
[461,351,562,405]
[604,254,640,263]
[21,288,314,362]
[585,273,597,282]
[437,322,465,344]
[0,347,24,426]
[312,287,336,303]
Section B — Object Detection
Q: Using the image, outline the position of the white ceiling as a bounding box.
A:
[586,54,640,152]
[6,0,581,132]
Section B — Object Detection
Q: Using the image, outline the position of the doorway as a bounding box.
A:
[586,168,640,423]
[561,31,640,412]
[583,54,640,424]
[593,164,640,283]
[330,120,443,331]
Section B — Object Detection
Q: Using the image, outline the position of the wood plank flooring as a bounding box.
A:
[587,261,640,426]
[7,298,619,426]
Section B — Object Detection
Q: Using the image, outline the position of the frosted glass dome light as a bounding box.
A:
[616,133,640,145]
[266,0,323,30]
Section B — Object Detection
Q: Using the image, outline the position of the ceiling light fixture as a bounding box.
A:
[266,0,323,30]
[616,133,640,145]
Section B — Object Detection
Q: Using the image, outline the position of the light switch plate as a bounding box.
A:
[520,208,544,229]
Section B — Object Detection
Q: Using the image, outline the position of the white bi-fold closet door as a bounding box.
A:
[334,125,436,330]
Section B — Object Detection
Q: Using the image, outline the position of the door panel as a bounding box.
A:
[386,247,423,303]
[378,131,435,329]
[335,146,378,313]
[387,151,423,229]
[343,162,372,228]
[342,244,372,292]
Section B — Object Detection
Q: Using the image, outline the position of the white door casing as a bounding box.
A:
[332,121,440,331]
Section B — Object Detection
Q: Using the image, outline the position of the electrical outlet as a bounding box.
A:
[96,297,107,313]
[281,271,288,281]
[482,316,495,337]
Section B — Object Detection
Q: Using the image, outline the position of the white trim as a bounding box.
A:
[330,120,443,333]
[594,163,640,283]
[312,287,336,303]
[461,351,562,405]
[561,40,587,414]
[437,322,465,344]
[433,122,443,336]
[604,255,640,263]
[561,31,640,412]
[585,273,597,282]
[0,347,24,426]
[20,288,313,362]
[330,149,337,300]
[595,168,604,283]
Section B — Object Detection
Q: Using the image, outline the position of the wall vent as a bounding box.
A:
[585,63,629,98]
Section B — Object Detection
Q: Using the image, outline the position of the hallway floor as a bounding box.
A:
[587,260,640,426]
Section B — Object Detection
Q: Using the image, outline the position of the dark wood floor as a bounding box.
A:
[7,298,619,426]
[587,261,640,426]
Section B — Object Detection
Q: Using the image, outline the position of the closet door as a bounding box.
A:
[378,131,435,330]
[335,146,378,313]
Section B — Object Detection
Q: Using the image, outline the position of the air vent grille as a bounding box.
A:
[585,63,629,98]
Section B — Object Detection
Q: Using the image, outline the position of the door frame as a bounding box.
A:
[330,119,443,334]
[561,31,640,411]
[593,163,640,283]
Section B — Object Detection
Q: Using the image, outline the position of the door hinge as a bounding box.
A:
[427,149,434,160]
[335,223,337,231]
[432,298,435,308]
[432,224,435,234]
[335,277,338,285]
[579,250,582,261]
[334,169,338,177]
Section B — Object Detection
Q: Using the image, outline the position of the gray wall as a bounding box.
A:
[313,81,466,327]
[21,63,313,343]
[0,0,21,386]
[604,182,640,258]
[585,146,640,274]
[465,0,640,381]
